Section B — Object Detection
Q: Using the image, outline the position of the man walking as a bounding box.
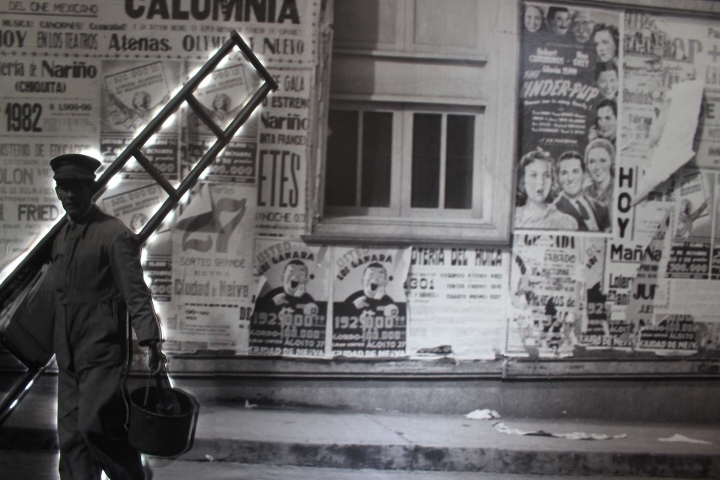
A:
[49,154,163,480]
[554,151,610,232]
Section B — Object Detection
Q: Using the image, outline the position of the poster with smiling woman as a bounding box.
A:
[517,2,621,234]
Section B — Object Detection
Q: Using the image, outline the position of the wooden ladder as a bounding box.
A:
[0,31,277,426]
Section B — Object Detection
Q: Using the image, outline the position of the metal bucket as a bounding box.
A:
[128,384,200,457]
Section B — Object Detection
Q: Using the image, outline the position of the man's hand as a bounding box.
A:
[147,341,166,375]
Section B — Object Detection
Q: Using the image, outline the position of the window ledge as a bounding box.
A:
[333,47,488,66]
[305,216,511,246]
[330,93,486,107]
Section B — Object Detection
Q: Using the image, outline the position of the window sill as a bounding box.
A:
[332,47,488,66]
[305,215,511,246]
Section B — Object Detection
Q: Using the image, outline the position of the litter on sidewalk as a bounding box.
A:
[465,409,501,420]
[493,421,627,441]
[658,433,713,445]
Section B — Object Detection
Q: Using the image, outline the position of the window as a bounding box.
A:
[309,0,517,244]
[312,102,503,244]
[325,103,482,220]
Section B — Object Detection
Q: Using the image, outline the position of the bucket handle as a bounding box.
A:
[143,363,172,411]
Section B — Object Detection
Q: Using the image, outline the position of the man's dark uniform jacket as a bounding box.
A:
[50,205,160,480]
[555,194,610,231]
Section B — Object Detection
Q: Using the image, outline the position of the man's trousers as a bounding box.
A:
[57,362,145,480]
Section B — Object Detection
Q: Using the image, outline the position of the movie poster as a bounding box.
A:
[331,247,411,358]
[516,3,620,233]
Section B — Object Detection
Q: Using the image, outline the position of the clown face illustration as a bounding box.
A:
[282,261,309,298]
[362,264,388,300]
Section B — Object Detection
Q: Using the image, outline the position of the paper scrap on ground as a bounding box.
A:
[493,422,626,440]
[658,434,712,445]
[465,409,501,420]
[635,78,705,204]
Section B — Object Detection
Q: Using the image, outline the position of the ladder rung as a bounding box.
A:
[132,151,179,200]
[185,94,226,140]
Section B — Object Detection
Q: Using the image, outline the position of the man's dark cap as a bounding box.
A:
[50,154,101,180]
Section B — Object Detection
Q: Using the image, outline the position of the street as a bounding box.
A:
[0,450,676,480]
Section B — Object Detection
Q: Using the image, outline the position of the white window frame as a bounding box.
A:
[399,104,484,220]
[324,102,403,218]
[311,100,506,245]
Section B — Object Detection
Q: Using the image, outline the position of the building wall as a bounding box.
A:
[0,0,719,393]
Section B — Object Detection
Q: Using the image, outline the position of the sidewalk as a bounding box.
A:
[1,376,719,478]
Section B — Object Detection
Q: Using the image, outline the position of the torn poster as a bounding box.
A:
[635,78,705,203]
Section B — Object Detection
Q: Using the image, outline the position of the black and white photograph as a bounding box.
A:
[0,1,719,480]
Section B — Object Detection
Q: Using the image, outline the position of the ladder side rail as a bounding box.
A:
[0,363,50,427]
[136,81,275,244]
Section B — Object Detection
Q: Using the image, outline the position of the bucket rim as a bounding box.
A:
[129,385,200,419]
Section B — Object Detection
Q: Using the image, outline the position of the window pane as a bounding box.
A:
[445,115,474,209]
[361,112,393,207]
[411,113,441,208]
[325,110,359,207]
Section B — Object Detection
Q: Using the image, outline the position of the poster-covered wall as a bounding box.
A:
[0,0,322,354]
[0,0,719,367]
[510,3,720,359]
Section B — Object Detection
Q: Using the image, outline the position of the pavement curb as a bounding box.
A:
[5,426,717,478]
[185,438,720,478]
[0,425,720,478]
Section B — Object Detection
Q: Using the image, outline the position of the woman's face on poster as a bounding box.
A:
[593,30,616,62]
[550,11,571,36]
[524,159,552,205]
[597,105,617,139]
[586,147,612,185]
[597,70,618,99]
[524,6,543,33]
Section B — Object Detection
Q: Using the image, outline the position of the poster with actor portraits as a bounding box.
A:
[516,3,620,234]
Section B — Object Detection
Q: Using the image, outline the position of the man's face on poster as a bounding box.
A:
[557,158,584,199]
[362,266,388,300]
[597,105,617,139]
[572,13,595,43]
[550,10,571,36]
[283,263,309,297]
[597,70,618,99]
